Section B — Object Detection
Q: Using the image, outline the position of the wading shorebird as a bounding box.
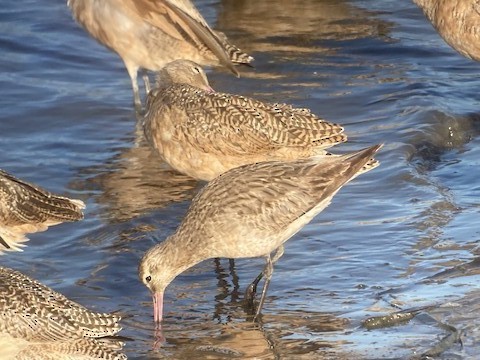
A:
[413,0,480,62]
[0,169,85,254]
[139,144,382,323]
[144,60,347,181]
[0,266,123,342]
[67,0,253,110]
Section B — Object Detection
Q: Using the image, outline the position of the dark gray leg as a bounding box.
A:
[253,254,273,321]
[245,246,285,320]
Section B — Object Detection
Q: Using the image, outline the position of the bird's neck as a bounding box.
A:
[159,232,207,279]
[155,71,175,91]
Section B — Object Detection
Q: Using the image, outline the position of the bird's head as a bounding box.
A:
[157,60,215,93]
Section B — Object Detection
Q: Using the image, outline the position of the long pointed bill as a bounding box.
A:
[202,85,215,94]
[153,292,164,323]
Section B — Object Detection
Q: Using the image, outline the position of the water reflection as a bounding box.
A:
[429,288,480,358]
[362,258,480,358]
[147,311,349,359]
[75,142,198,223]
[212,258,241,323]
[425,256,480,282]
[217,0,393,54]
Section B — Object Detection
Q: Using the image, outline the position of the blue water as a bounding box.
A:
[1,0,480,358]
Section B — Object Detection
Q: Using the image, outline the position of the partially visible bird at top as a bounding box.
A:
[413,0,480,62]
[143,60,347,181]
[67,0,254,111]
[0,169,85,254]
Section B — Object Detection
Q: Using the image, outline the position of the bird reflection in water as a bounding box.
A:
[216,0,393,66]
[75,144,199,224]
[148,309,348,358]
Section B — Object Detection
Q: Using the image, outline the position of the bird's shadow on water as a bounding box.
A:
[406,110,480,170]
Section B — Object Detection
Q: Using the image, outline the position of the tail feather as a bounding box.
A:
[343,144,382,179]
[313,144,382,175]
[311,133,348,153]
[214,30,254,65]
[0,228,30,254]
[0,169,85,254]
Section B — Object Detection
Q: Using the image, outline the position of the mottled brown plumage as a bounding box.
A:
[0,169,85,254]
[0,267,122,342]
[144,60,347,181]
[139,144,382,322]
[67,0,253,109]
[413,0,480,61]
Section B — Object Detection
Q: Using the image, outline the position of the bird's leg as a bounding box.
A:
[125,63,143,113]
[252,254,273,322]
[271,245,285,264]
[131,76,143,113]
[245,246,284,306]
[142,71,151,95]
[244,271,263,312]
[245,246,285,320]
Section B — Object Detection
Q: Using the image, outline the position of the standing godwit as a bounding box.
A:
[67,0,253,110]
[413,0,480,62]
[0,169,85,254]
[144,60,347,181]
[139,144,382,322]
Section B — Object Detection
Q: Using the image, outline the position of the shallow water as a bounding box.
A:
[1,0,480,358]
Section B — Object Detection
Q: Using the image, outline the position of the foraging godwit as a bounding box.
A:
[139,144,382,322]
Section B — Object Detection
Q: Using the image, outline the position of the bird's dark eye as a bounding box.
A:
[193,66,201,74]
[145,276,152,282]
